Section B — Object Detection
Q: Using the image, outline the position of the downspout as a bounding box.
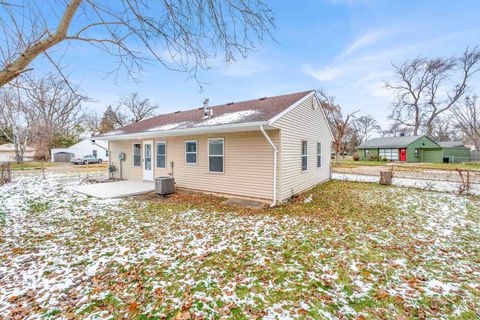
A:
[260,125,277,207]
[90,139,108,152]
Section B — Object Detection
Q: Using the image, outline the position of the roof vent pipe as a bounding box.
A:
[203,98,210,118]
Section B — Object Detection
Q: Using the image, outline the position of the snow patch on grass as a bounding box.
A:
[332,172,480,195]
[0,176,478,319]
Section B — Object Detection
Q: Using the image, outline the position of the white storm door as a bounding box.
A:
[142,140,154,181]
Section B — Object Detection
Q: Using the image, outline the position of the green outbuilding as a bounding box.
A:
[357,135,471,163]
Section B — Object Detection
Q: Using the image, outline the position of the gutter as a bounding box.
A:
[260,124,278,207]
[94,121,272,141]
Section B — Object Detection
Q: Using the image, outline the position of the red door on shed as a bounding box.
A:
[399,148,407,161]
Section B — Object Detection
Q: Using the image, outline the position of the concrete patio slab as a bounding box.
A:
[71,180,155,199]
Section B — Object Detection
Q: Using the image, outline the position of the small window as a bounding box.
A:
[133,143,141,167]
[365,149,370,157]
[317,143,322,168]
[301,141,308,171]
[414,148,419,158]
[185,140,197,164]
[156,142,166,168]
[92,150,97,158]
[208,139,224,173]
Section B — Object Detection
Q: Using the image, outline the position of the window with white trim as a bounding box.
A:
[379,148,399,161]
[185,140,197,164]
[133,143,141,167]
[208,139,224,173]
[301,140,308,171]
[317,142,322,167]
[156,142,166,168]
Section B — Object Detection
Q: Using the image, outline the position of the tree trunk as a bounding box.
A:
[413,123,420,136]
[13,141,24,164]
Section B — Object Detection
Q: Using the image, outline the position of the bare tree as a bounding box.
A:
[86,93,158,135]
[386,47,480,136]
[429,115,458,142]
[317,89,358,163]
[24,74,87,158]
[0,0,274,87]
[351,114,381,145]
[380,123,413,137]
[452,95,480,150]
[95,105,127,134]
[85,113,102,135]
[118,92,159,123]
[0,85,32,163]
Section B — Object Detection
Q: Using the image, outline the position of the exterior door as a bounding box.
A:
[399,148,407,161]
[143,140,154,181]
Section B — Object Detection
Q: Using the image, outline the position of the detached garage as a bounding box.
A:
[51,139,108,162]
[53,152,74,162]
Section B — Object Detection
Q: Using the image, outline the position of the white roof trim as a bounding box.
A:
[313,92,335,140]
[96,121,274,141]
[268,91,334,140]
[268,91,315,124]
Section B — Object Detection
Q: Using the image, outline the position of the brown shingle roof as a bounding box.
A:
[99,90,313,137]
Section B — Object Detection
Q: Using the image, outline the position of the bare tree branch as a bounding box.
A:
[118,92,159,123]
[316,89,359,163]
[0,0,275,87]
[386,46,480,136]
[452,95,480,150]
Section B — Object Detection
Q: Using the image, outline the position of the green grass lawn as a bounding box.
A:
[336,159,480,171]
[1,177,479,319]
[334,160,389,167]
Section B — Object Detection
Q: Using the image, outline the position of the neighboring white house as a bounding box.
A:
[0,143,36,162]
[51,139,109,162]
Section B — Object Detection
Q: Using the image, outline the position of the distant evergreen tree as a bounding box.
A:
[99,105,117,133]
[0,127,13,144]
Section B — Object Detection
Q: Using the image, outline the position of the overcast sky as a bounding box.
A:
[31,0,480,129]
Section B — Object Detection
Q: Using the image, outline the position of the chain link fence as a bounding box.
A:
[6,161,108,184]
[333,163,480,184]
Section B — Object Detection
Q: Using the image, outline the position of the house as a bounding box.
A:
[51,139,109,162]
[96,90,333,205]
[357,135,471,163]
[0,144,36,162]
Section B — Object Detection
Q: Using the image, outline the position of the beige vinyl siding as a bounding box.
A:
[109,140,143,180]
[108,130,278,200]
[274,94,332,201]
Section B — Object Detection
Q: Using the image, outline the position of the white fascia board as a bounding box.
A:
[268,90,334,141]
[313,92,335,140]
[268,91,315,125]
[95,121,274,141]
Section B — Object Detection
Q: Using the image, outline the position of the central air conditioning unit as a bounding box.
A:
[155,176,175,195]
